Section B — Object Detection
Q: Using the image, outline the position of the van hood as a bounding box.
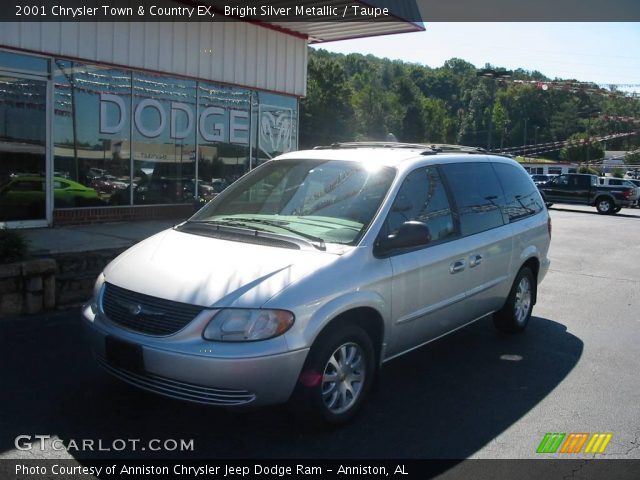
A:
[103,228,341,308]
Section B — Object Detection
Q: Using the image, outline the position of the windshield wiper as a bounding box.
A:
[185,219,269,234]
[217,216,327,251]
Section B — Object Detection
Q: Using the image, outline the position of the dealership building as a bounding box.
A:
[0,3,422,228]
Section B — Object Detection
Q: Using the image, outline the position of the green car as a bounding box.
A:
[0,175,101,221]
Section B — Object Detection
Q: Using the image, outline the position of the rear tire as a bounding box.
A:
[494,267,535,334]
[596,197,614,215]
[291,323,376,425]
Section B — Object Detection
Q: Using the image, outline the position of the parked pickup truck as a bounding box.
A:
[598,177,640,207]
[538,173,636,214]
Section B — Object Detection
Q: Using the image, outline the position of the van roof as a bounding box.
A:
[275,142,512,168]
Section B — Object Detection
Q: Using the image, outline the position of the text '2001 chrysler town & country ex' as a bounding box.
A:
[82,142,551,424]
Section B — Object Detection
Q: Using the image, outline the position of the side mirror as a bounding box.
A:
[377,221,431,254]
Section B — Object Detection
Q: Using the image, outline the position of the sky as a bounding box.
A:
[314,23,640,93]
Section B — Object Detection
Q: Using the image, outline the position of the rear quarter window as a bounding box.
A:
[492,162,544,222]
[440,162,505,236]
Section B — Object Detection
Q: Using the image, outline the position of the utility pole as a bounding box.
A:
[476,68,512,151]
[523,118,528,162]
[580,107,600,171]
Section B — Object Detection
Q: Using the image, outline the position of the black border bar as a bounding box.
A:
[1,459,639,480]
[1,0,639,22]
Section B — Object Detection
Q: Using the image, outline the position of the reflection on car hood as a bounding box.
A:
[103,228,341,308]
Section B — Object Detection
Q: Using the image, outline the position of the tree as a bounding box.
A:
[394,75,426,142]
[612,168,625,178]
[299,56,355,147]
[624,151,640,165]
[304,48,640,155]
[560,133,605,163]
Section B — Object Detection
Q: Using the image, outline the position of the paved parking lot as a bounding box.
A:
[1,205,639,461]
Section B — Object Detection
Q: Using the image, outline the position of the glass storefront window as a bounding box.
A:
[254,91,298,166]
[0,75,47,222]
[132,72,196,205]
[53,61,131,207]
[0,50,49,76]
[197,82,251,199]
[48,57,298,209]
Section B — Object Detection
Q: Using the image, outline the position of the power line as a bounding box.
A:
[493,131,638,157]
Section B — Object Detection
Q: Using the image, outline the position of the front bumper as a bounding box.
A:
[81,306,309,407]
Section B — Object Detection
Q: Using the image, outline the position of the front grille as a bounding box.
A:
[102,283,203,336]
[96,356,256,406]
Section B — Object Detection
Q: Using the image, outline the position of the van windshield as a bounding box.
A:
[188,159,396,246]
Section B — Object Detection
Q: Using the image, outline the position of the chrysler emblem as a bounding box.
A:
[128,304,143,316]
[117,300,165,317]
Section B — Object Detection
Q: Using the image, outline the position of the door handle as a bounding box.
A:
[450,260,465,274]
[469,254,483,268]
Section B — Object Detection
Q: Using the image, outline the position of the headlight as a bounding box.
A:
[203,309,295,342]
[84,273,105,321]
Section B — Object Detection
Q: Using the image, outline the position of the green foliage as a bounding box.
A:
[299,55,355,148]
[625,151,640,165]
[578,166,601,175]
[0,229,29,264]
[611,168,625,178]
[301,48,640,156]
[560,133,605,163]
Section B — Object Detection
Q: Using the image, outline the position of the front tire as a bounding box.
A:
[494,267,535,334]
[292,324,376,425]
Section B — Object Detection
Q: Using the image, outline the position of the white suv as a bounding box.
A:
[82,143,551,423]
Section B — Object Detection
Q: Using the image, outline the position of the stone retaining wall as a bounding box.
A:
[54,248,126,306]
[0,259,57,316]
[0,248,126,317]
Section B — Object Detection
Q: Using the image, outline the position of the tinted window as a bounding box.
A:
[575,176,591,188]
[441,162,505,236]
[492,162,544,222]
[383,166,456,244]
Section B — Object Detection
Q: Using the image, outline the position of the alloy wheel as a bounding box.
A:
[321,342,366,415]
[514,276,532,325]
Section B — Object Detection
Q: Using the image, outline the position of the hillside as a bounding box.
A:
[300,48,640,162]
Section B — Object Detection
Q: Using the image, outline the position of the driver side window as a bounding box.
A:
[382,166,456,244]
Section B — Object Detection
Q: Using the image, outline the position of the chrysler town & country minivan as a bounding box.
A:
[82,143,551,423]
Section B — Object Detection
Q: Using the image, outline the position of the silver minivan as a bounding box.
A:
[82,143,551,423]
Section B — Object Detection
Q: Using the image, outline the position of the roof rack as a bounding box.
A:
[313,142,430,150]
[313,142,487,155]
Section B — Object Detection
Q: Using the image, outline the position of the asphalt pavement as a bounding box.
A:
[1,205,638,462]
